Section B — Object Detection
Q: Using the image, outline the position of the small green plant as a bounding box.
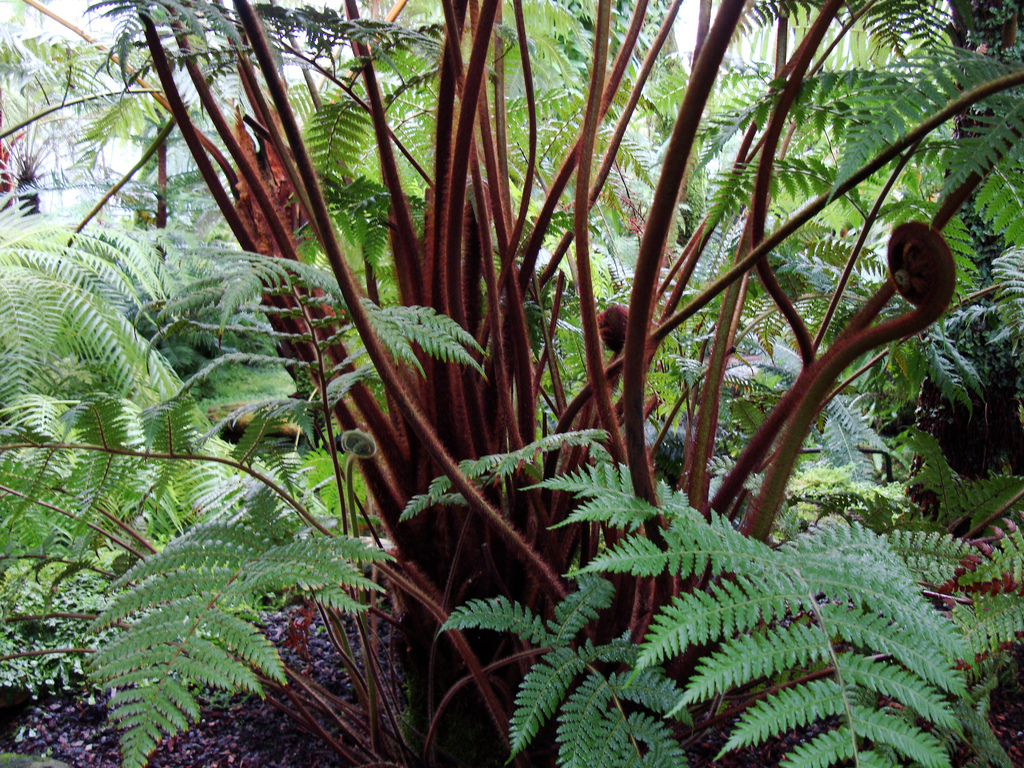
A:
[0,567,113,699]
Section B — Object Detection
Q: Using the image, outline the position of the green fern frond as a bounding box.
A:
[834,50,1018,191]
[899,429,1024,531]
[106,681,199,768]
[820,395,886,478]
[847,705,949,768]
[91,523,386,768]
[362,300,484,376]
[445,577,686,763]
[558,464,971,766]
[307,97,372,179]
[510,646,587,756]
[781,727,857,768]
[886,529,967,584]
[401,429,605,521]
[325,366,377,408]
[549,574,615,645]
[95,0,242,57]
[0,221,182,404]
[920,330,982,410]
[993,248,1024,334]
[723,678,845,752]
[681,624,830,705]
[839,654,958,730]
[582,531,678,577]
[542,462,662,531]
[556,671,686,768]
[953,593,1024,659]
[93,594,277,768]
[443,595,552,645]
[639,578,791,669]
[256,5,442,63]
[320,174,393,268]
[819,605,964,694]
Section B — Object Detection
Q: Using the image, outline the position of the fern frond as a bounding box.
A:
[952,593,1024,657]
[443,596,551,645]
[723,678,845,752]
[781,727,856,768]
[820,395,886,478]
[992,248,1024,334]
[548,574,615,645]
[886,529,967,584]
[640,578,792,669]
[839,654,958,730]
[307,97,372,182]
[583,529,678,577]
[91,524,385,767]
[93,594,278,768]
[401,430,605,521]
[819,605,964,695]
[106,680,199,768]
[849,704,949,768]
[681,624,830,705]
[899,429,1024,531]
[362,300,484,376]
[556,672,686,768]
[554,670,617,768]
[510,646,586,756]
[542,462,662,531]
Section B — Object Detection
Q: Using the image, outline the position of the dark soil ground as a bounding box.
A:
[3,607,1024,768]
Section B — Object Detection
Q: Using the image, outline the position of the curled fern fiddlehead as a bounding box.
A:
[887,221,957,311]
[338,428,378,458]
[718,222,958,540]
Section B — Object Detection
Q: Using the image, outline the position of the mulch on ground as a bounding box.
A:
[3,608,1024,767]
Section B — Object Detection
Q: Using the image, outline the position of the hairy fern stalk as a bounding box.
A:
[4,0,1024,766]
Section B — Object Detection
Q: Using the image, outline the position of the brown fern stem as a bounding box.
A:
[235,0,566,601]
[621,0,748,504]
